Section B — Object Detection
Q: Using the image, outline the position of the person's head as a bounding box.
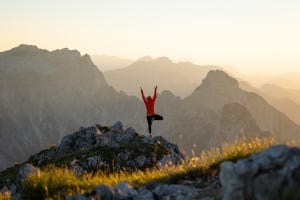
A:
[147,96,152,101]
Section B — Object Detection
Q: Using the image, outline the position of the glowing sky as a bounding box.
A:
[1,0,300,75]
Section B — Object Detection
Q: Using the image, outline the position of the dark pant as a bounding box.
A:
[147,114,163,134]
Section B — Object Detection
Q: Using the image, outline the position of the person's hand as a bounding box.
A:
[140,86,143,91]
[155,86,158,90]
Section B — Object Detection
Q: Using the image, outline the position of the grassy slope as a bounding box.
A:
[18,136,276,199]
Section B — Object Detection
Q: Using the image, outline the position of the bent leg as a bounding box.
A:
[152,114,163,120]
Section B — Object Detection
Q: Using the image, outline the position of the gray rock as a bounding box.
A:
[116,127,136,143]
[112,181,138,200]
[155,136,182,155]
[101,140,120,148]
[2,184,18,196]
[17,164,39,183]
[9,184,17,195]
[111,121,123,133]
[220,145,300,200]
[141,136,156,144]
[135,155,147,167]
[72,163,85,175]
[71,155,106,175]
[152,184,199,200]
[91,185,113,200]
[157,154,183,168]
[137,187,154,200]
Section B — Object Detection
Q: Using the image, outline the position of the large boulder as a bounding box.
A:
[220,145,300,200]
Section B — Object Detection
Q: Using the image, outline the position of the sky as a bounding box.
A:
[1,0,300,75]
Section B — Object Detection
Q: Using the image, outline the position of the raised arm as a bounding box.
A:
[153,86,157,100]
[140,87,146,103]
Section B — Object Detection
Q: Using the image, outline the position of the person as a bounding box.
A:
[140,86,163,136]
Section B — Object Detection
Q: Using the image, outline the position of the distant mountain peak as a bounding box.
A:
[5,44,84,59]
[200,70,239,89]
[155,56,173,63]
[136,56,154,63]
[17,44,39,50]
[53,48,81,58]
[135,56,173,64]
[7,44,47,56]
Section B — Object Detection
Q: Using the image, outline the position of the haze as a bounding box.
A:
[1,0,300,75]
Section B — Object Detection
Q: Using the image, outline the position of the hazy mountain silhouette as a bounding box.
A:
[154,70,300,152]
[224,68,273,88]
[0,45,144,170]
[104,56,221,97]
[240,82,300,125]
[91,54,133,71]
[260,84,300,105]
[266,73,300,90]
[1,45,300,171]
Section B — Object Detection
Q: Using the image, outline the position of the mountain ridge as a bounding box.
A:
[0,44,143,170]
[104,56,221,97]
[1,44,300,172]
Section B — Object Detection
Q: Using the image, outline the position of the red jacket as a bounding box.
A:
[141,88,157,116]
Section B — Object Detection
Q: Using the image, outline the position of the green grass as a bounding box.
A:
[18,135,277,199]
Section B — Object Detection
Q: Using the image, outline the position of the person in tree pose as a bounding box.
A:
[140,86,163,136]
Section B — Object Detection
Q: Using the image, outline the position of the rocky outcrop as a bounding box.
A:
[220,145,300,200]
[68,182,206,200]
[25,122,184,174]
[0,122,186,198]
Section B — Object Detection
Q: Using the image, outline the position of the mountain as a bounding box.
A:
[1,45,300,172]
[0,45,144,171]
[223,66,273,88]
[104,56,221,97]
[240,82,300,125]
[91,54,133,71]
[103,55,300,128]
[260,84,300,105]
[154,70,300,152]
[267,73,300,90]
